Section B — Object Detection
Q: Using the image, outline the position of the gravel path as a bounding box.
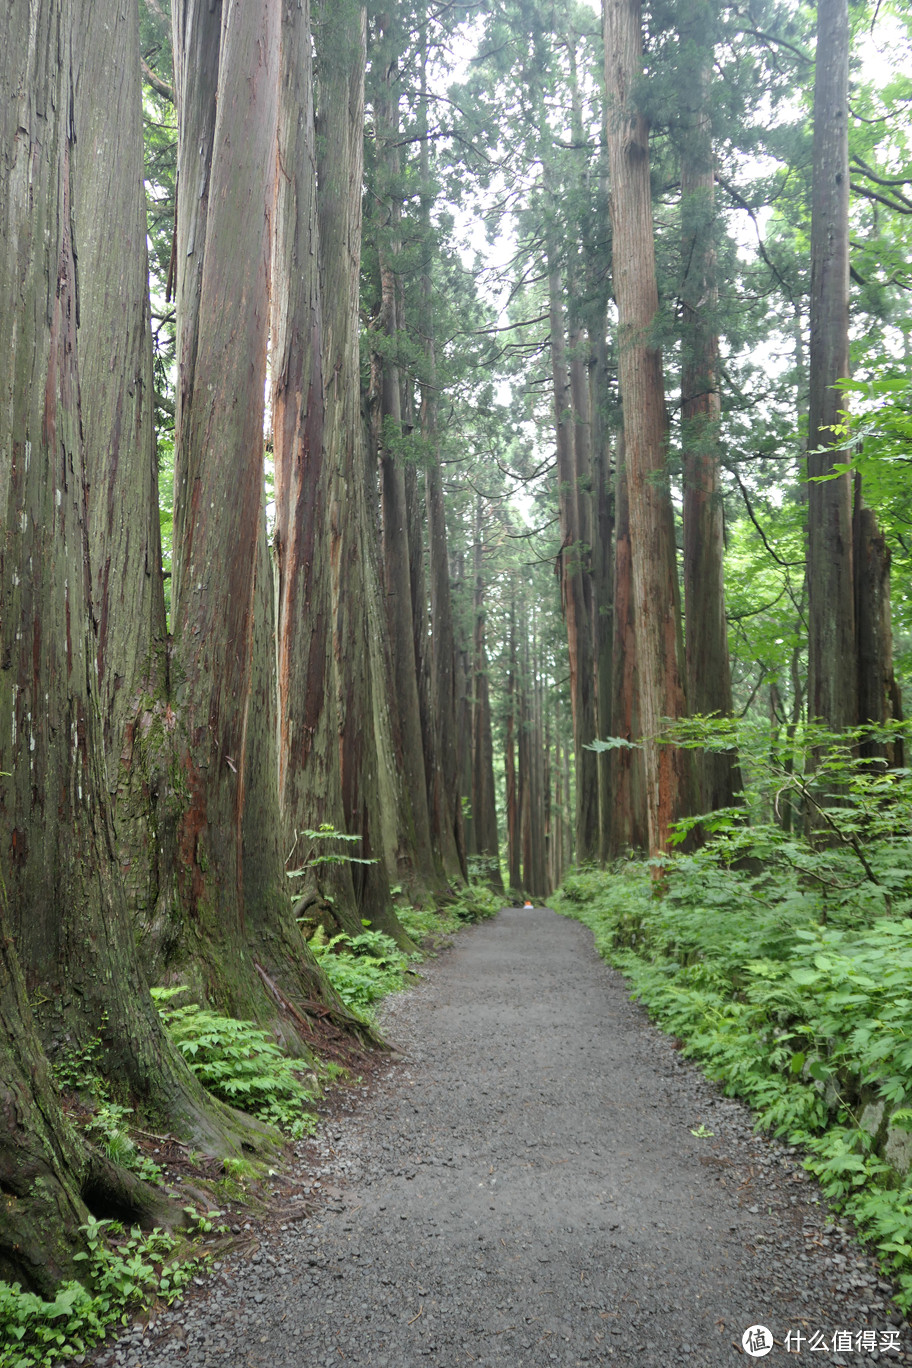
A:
[95,907,909,1367]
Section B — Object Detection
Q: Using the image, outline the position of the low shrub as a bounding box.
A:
[152,992,319,1138]
[0,1218,203,1368]
[310,929,418,1020]
[450,882,502,923]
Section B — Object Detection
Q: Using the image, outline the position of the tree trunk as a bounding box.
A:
[417,35,468,884]
[170,0,310,1016]
[678,16,741,812]
[0,0,245,1165]
[426,459,468,883]
[371,19,439,894]
[518,597,547,900]
[603,0,696,855]
[505,597,522,893]
[315,0,405,931]
[548,256,600,863]
[806,0,856,731]
[0,904,89,1294]
[608,443,649,854]
[472,502,505,891]
[854,481,902,765]
[589,326,615,864]
[74,0,179,947]
[457,639,477,859]
[242,512,358,1039]
[272,0,366,941]
[519,627,534,896]
[406,460,444,877]
[553,713,564,889]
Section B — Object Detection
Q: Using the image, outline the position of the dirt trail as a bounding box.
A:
[100,907,909,1367]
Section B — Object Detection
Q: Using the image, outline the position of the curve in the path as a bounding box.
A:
[100,907,908,1368]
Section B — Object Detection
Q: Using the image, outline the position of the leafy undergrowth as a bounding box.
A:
[308,882,502,1019]
[554,852,912,1309]
[152,990,325,1139]
[309,928,421,1019]
[0,1216,212,1368]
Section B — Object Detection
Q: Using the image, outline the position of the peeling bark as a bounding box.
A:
[272,0,364,940]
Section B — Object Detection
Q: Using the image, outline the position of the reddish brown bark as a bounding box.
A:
[316,0,404,925]
[604,0,696,855]
[170,0,293,1010]
[272,0,366,939]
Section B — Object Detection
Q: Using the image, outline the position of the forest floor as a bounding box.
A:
[91,907,909,1368]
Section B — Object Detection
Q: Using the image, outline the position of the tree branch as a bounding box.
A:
[141,55,173,103]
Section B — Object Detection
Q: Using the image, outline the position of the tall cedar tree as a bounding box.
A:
[272,0,368,940]
[0,0,242,1137]
[543,153,600,863]
[370,14,441,895]
[806,0,856,730]
[78,0,178,947]
[170,0,340,1026]
[0,0,244,1288]
[604,0,696,854]
[417,29,469,884]
[608,443,649,852]
[678,0,741,810]
[472,501,505,888]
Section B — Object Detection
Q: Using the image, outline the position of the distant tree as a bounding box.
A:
[676,0,741,810]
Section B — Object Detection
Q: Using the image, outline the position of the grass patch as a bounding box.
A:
[309,928,420,1020]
